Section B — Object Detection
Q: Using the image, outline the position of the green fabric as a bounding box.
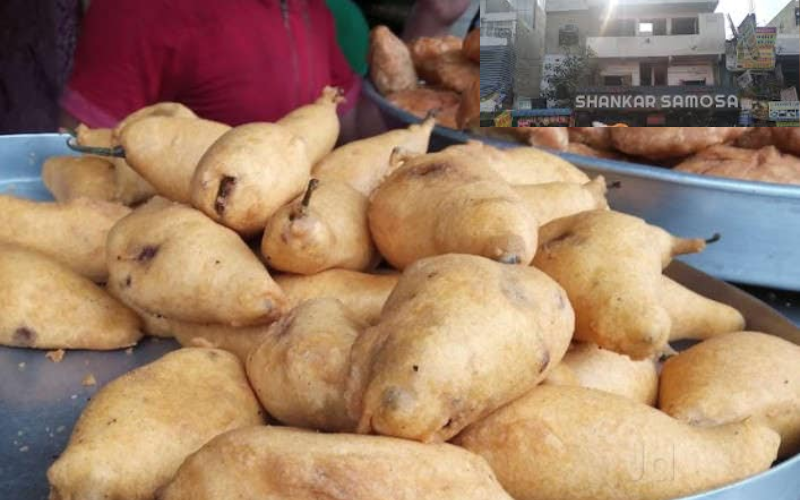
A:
[326,0,370,76]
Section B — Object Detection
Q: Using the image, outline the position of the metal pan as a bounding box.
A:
[0,133,798,500]
[363,80,800,291]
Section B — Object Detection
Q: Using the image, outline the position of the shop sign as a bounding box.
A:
[517,116,570,126]
[494,110,513,127]
[769,101,800,122]
[575,93,738,110]
[728,28,777,71]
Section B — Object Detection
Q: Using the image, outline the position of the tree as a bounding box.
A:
[541,47,599,107]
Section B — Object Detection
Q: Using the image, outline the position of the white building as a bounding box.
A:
[545,0,725,88]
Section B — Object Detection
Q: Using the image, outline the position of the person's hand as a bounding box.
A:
[403,0,471,40]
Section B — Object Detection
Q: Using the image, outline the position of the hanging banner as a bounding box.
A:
[728,27,777,71]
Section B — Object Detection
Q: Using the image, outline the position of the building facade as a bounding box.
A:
[767,0,800,34]
[542,0,735,125]
[480,0,547,108]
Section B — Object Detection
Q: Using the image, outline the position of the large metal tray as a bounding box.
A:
[364,81,800,291]
[0,133,798,500]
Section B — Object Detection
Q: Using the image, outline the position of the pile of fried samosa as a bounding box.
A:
[0,91,798,500]
[371,25,479,130]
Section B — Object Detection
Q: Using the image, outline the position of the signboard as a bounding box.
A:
[728,27,777,71]
[769,101,800,122]
[494,110,512,127]
[738,14,759,61]
[575,93,738,110]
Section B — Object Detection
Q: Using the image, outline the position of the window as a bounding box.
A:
[603,75,632,86]
[640,19,667,35]
[671,17,699,35]
[559,24,579,46]
[795,7,799,26]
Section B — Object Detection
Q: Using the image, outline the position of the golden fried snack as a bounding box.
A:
[456,76,480,129]
[133,307,270,360]
[119,116,231,204]
[0,195,130,282]
[159,426,514,500]
[440,142,589,184]
[387,88,460,129]
[191,123,311,235]
[42,155,117,202]
[503,127,570,150]
[369,149,539,268]
[534,210,705,359]
[346,254,574,442]
[463,28,480,63]
[47,348,263,500]
[566,142,628,160]
[370,25,418,95]
[409,35,463,83]
[433,51,480,93]
[771,127,800,156]
[277,86,343,164]
[733,127,774,149]
[113,102,198,138]
[312,116,435,195]
[568,127,613,150]
[542,362,580,386]
[456,385,780,500]
[561,342,658,405]
[261,180,377,274]
[106,198,286,326]
[610,127,747,160]
[513,176,608,226]
[674,145,800,186]
[75,124,157,205]
[660,331,800,458]
[275,270,398,325]
[247,298,366,432]
[660,276,745,342]
[0,243,141,349]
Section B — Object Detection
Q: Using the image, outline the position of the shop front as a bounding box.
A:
[572,86,741,126]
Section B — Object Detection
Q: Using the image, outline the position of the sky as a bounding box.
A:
[715,0,792,35]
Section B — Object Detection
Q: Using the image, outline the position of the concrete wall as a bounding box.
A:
[587,13,725,58]
[668,64,715,85]
[767,0,799,34]
[599,61,641,85]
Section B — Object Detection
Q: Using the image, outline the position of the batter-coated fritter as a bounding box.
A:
[675,145,800,185]
[48,348,263,500]
[370,25,418,94]
[0,243,142,350]
[0,195,131,282]
[610,127,746,160]
[158,426,515,500]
